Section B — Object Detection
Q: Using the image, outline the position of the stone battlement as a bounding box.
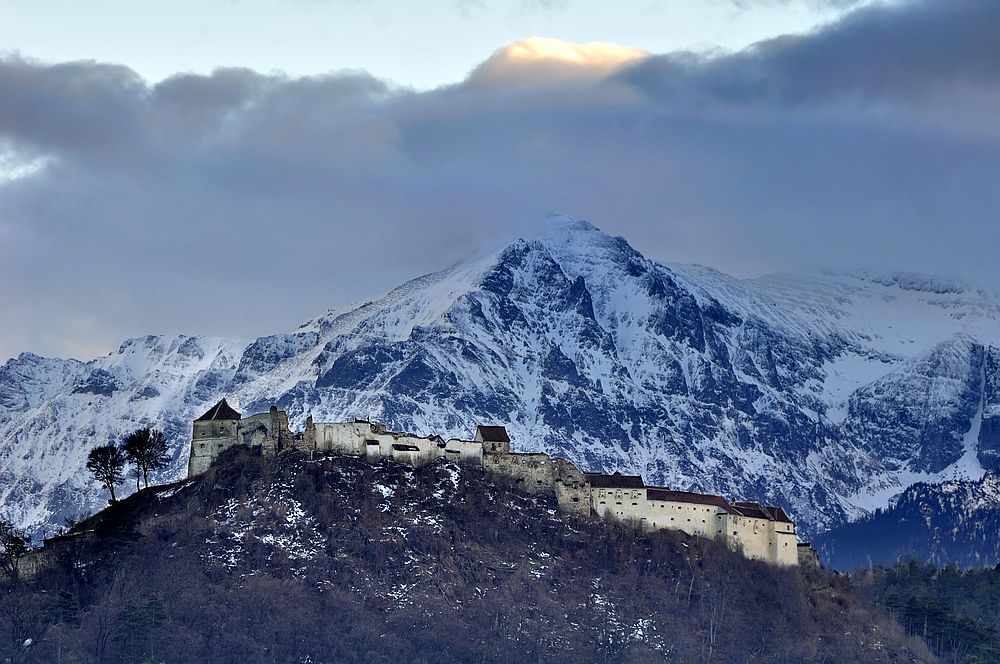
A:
[187,399,801,567]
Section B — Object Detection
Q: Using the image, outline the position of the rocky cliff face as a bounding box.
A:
[4,217,1000,545]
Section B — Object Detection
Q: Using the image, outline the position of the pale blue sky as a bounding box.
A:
[0,0,861,87]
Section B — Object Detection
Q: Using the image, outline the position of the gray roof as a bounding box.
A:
[195,398,242,422]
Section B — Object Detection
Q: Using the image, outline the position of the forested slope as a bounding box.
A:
[1,450,932,663]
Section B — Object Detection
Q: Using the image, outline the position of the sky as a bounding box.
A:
[0,0,998,362]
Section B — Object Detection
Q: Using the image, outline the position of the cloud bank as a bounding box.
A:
[0,0,998,361]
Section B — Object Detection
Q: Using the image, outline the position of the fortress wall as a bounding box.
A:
[592,489,726,539]
[720,514,775,564]
[364,432,443,467]
[312,422,369,455]
[770,523,799,567]
[240,411,287,456]
[18,549,53,581]
[188,434,239,476]
[553,459,590,516]
[487,452,560,495]
[797,543,820,569]
[443,439,483,465]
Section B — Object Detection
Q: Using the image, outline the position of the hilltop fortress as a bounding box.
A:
[189,399,806,567]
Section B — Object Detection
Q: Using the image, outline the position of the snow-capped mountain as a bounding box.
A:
[4,216,1000,545]
[814,472,1000,570]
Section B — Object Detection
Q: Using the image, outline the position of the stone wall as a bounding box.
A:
[588,486,799,567]
[188,419,240,475]
[239,407,292,456]
[187,406,291,475]
[797,543,821,569]
[304,420,484,468]
[553,459,590,516]
[486,452,559,494]
[593,488,725,540]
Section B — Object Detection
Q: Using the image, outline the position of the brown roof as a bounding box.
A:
[767,506,794,524]
[195,398,241,422]
[646,488,739,514]
[586,472,645,489]
[476,425,510,443]
[731,502,794,523]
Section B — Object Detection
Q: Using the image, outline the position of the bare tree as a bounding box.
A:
[0,518,29,582]
[86,444,126,502]
[122,427,169,489]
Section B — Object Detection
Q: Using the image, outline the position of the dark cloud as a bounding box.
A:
[637,0,1000,104]
[1,0,998,361]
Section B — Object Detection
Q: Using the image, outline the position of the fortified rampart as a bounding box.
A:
[186,399,801,567]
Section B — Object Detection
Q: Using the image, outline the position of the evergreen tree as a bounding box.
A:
[122,427,169,489]
[86,444,126,502]
[53,590,79,625]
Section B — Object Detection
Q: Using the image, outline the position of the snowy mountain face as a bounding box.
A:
[0,335,246,533]
[4,217,1000,546]
[814,472,1000,570]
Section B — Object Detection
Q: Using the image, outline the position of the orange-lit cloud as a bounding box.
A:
[467,37,650,86]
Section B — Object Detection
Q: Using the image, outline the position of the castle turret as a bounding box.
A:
[188,399,242,476]
[475,425,511,455]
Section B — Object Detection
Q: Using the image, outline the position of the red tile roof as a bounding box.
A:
[731,502,794,523]
[645,488,739,514]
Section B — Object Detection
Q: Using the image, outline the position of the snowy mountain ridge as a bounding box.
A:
[3,216,1000,548]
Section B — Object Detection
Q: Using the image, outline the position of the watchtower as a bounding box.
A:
[475,425,511,455]
[188,398,242,476]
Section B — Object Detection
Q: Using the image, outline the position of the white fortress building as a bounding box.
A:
[188,399,804,567]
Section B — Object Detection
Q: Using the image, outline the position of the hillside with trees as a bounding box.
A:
[2,449,933,663]
[852,563,1000,663]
